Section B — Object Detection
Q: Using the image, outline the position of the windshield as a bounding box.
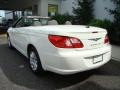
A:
[23,17,50,26]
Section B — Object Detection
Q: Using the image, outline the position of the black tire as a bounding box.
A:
[7,36,14,49]
[28,47,45,75]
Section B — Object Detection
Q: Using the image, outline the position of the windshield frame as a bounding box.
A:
[12,16,50,28]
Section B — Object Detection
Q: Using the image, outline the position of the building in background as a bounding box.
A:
[32,0,115,21]
[2,0,114,21]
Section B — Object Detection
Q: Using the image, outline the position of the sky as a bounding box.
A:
[0,10,5,17]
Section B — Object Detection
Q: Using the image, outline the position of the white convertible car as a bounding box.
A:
[7,16,111,75]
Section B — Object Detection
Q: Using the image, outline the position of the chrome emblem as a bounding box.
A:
[88,38,101,41]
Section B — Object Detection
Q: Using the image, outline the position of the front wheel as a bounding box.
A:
[28,47,45,75]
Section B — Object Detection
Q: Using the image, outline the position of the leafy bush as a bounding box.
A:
[51,14,73,24]
[89,19,112,30]
[89,19,120,44]
[107,0,120,45]
[110,0,120,29]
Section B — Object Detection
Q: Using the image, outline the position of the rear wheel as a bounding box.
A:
[7,36,14,49]
[28,47,45,75]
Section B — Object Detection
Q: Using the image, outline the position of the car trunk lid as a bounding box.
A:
[69,31,107,50]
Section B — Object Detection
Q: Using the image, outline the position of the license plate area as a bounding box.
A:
[93,54,103,64]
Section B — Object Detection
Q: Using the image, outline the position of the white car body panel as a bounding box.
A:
[8,25,111,75]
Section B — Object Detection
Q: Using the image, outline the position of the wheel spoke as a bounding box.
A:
[30,52,38,71]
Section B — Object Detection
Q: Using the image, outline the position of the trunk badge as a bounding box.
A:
[88,38,101,41]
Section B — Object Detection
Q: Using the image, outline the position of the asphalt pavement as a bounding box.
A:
[112,45,120,61]
[0,35,120,90]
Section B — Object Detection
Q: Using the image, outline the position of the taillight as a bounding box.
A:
[104,35,109,44]
[48,35,84,48]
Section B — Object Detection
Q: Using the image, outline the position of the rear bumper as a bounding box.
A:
[42,45,111,75]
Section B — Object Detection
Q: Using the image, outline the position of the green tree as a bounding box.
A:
[110,0,120,31]
[73,0,95,25]
[107,0,120,44]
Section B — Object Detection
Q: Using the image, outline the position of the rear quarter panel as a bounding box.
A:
[27,31,53,70]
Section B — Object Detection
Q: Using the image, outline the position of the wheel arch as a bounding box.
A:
[27,44,36,56]
[27,43,46,70]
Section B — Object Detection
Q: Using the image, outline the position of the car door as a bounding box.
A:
[12,18,28,55]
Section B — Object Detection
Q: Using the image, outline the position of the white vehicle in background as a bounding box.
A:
[7,16,111,75]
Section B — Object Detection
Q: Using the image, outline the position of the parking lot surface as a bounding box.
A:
[0,35,120,90]
[112,45,120,61]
